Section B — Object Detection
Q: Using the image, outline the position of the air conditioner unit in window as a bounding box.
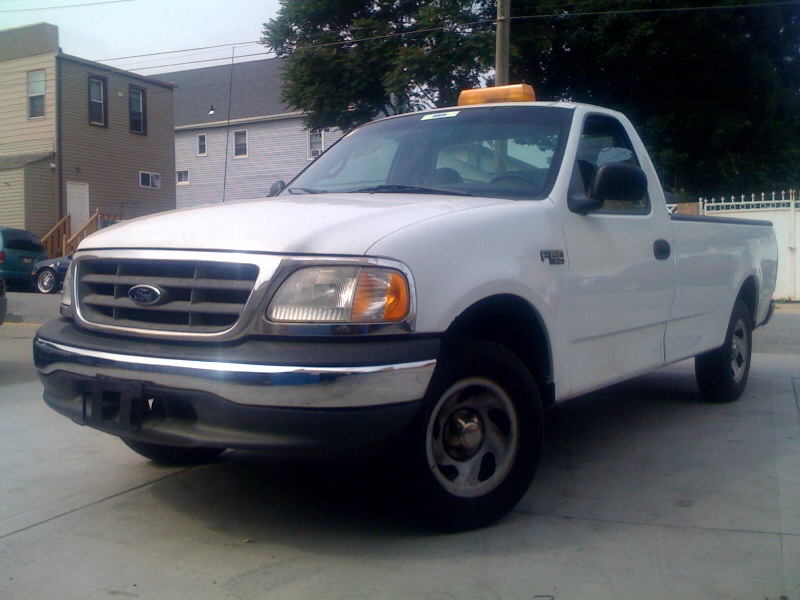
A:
[310,149,321,158]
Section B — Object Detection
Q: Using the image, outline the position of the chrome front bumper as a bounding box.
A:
[34,320,438,453]
[34,338,436,409]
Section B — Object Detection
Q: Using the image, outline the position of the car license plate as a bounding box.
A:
[21,257,32,265]
[83,381,144,432]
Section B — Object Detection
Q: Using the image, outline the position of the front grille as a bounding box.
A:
[76,258,258,334]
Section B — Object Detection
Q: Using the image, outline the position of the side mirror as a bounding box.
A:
[568,162,647,215]
[588,162,648,203]
[268,180,286,197]
[568,161,602,215]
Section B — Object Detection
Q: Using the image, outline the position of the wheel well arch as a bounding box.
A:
[443,294,554,407]
[737,276,758,324]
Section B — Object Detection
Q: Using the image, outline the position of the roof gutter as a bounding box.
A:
[174,111,304,131]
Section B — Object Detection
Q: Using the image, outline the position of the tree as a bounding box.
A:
[262,0,495,131]
[511,0,800,194]
[264,0,800,193]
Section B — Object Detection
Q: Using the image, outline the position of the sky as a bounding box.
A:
[1,0,282,74]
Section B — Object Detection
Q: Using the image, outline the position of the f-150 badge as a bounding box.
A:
[540,250,565,265]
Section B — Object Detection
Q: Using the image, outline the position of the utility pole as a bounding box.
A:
[495,0,510,86]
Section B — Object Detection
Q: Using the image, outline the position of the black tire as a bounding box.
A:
[403,337,544,532]
[122,439,225,465]
[36,268,59,294]
[695,299,753,403]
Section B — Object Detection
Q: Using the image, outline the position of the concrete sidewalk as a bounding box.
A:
[1,315,798,599]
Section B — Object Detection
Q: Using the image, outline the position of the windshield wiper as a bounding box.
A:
[354,184,472,197]
[287,187,328,195]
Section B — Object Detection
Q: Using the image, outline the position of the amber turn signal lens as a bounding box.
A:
[352,270,409,322]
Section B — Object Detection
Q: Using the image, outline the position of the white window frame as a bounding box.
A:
[233,130,248,158]
[197,133,207,156]
[129,85,146,135]
[307,129,324,160]
[89,76,107,127]
[139,171,161,189]
[176,170,190,185]
[27,70,46,119]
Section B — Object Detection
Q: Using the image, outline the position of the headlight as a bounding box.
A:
[267,266,410,323]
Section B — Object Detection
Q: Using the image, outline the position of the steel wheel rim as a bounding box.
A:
[730,316,750,383]
[426,377,519,498]
[38,270,55,293]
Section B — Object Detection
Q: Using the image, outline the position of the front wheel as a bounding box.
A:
[695,299,753,403]
[122,439,225,465]
[403,338,543,531]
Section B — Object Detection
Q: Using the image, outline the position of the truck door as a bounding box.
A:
[561,113,675,396]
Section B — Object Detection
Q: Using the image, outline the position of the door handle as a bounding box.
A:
[653,239,671,260]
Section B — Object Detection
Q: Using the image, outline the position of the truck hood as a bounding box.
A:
[79,194,508,255]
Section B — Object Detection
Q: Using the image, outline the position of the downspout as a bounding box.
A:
[55,54,64,226]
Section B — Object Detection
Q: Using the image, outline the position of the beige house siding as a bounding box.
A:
[1,23,175,236]
[24,157,57,236]
[0,168,25,228]
[58,56,175,220]
[0,53,57,155]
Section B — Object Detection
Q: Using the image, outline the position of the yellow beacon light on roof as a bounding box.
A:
[458,84,536,106]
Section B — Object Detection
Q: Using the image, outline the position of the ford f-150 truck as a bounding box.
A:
[34,84,777,531]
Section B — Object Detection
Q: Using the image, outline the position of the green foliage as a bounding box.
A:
[264,0,800,192]
[512,0,800,194]
[262,0,495,131]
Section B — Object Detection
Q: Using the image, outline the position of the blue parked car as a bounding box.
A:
[0,277,7,325]
[0,228,48,288]
[31,253,72,294]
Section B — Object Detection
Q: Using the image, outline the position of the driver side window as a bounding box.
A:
[574,115,649,214]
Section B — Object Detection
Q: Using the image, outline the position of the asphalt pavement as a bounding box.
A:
[1,291,799,599]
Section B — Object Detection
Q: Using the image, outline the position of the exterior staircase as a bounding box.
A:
[41,209,122,257]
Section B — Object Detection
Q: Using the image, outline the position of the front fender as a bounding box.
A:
[368,200,565,335]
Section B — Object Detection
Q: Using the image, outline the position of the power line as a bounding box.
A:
[0,0,137,13]
[98,41,262,62]
[132,51,273,72]
[109,46,272,71]
[5,0,797,75]
[136,51,274,72]
[512,0,800,21]
[267,0,800,55]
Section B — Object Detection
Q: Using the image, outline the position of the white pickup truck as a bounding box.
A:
[34,85,777,531]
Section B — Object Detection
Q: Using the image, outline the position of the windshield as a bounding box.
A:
[285,106,572,201]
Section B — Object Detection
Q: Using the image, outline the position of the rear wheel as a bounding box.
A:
[122,439,225,465]
[695,299,752,403]
[36,268,58,294]
[404,337,543,531]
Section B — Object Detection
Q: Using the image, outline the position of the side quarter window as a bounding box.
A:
[574,115,649,214]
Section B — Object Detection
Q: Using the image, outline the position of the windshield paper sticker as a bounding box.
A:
[421,111,460,121]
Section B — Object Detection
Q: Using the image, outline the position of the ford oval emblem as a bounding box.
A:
[128,284,163,306]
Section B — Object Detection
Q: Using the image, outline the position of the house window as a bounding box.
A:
[176,170,190,185]
[308,130,324,159]
[197,134,207,156]
[27,70,46,119]
[234,130,247,157]
[89,76,108,127]
[129,85,147,134]
[139,171,161,189]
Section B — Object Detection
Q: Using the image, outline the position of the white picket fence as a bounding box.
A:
[699,189,797,213]
[696,190,798,301]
